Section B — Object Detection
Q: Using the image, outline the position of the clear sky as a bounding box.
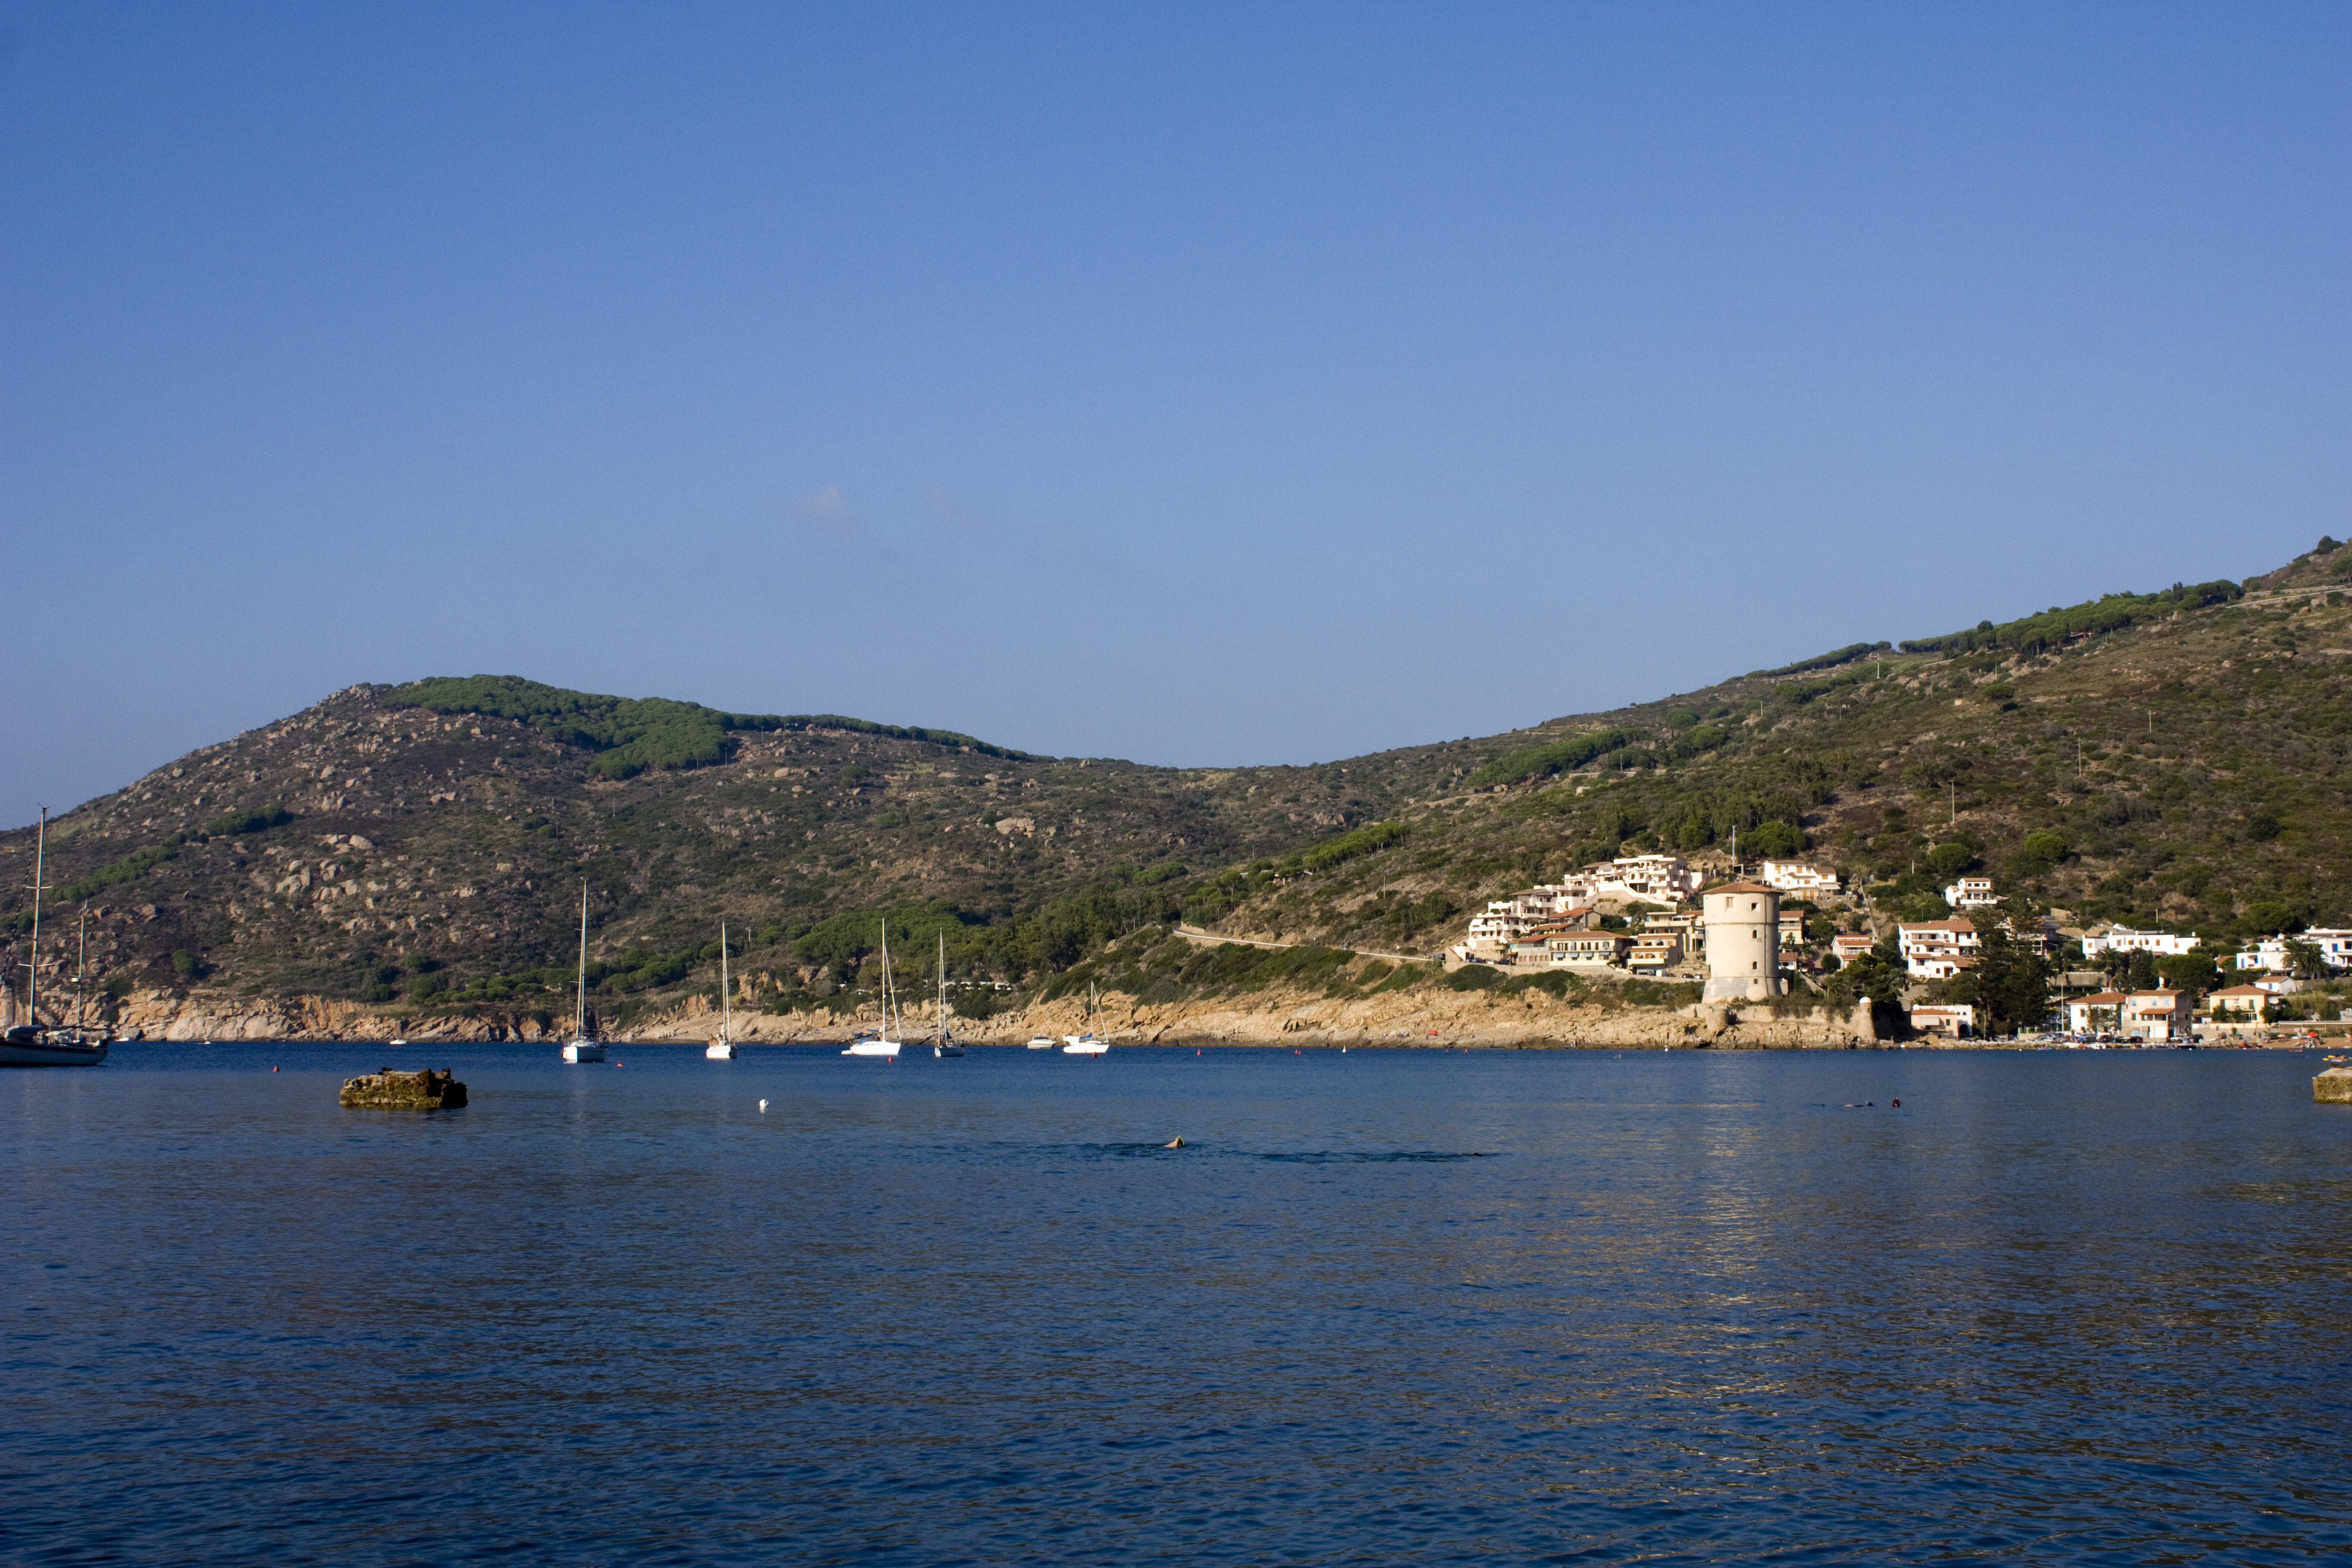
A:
[5,2,2346,828]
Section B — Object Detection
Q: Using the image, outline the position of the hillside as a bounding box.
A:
[6,541,2350,1038]
[1190,543,2352,957]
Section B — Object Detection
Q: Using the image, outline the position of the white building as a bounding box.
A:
[2081,925,2200,957]
[1626,934,1683,975]
[1758,859,1842,896]
[1830,933,1876,967]
[1909,1003,1974,1037]
[2234,929,2352,972]
[1943,876,1999,908]
[2065,988,2185,1042]
[1588,854,1703,907]
[1899,918,1979,978]
[1462,881,1598,956]
[1702,881,1781,1001]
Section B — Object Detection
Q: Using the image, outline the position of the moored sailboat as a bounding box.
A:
[1062,979,1108,1055]
[706,922,737,1059]
[933,933,963,1058]
[562,881,607,1064]
[2,808,109,1068]
[842,919,904,1058]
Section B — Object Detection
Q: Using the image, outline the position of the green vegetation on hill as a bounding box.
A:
[59,839,181,902]
[1750,641,1891,679]
[1899,580,2242,658]
[205,806,292,838]
[1464,727,1645,788]
[394,674,1034,780]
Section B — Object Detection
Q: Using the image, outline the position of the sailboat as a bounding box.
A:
[562,881,606,1063]
[933,933,963,1058]
[842,919,903,1058]
[1062,978,1108,1055]
[2,807,109,1068]
[706,922,737,1059]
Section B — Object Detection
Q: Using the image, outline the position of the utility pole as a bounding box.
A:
[1949,781,1957,826]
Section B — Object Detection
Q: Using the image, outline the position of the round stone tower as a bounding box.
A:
[1703,880,1782,1001]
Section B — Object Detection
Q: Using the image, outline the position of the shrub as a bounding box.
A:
[204,806,292,838]
[2021,830,2068,864]
[1926,841,1978,877]
[1464,728,1644,789]
[60,840,182,901]
[1299,821,1406,874]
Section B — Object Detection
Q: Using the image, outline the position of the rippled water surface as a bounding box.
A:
[7,1043,2351,1564]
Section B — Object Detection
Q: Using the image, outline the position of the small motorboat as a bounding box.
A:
[1026,1036,1058,1050]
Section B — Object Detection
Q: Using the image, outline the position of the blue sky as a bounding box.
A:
[4,2,2345,827]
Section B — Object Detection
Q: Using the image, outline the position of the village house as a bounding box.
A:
[1942,875,1999,908]
[2204,984,2272,1035]
[1757,859,1842,896]
[1642,910,1705,949]
[1511,929,1632,969]
[2065,988,2185,1041]
[1899,917,1979,979]
[1587,853,1703,906]
[2233,929,2352,972]
[1830,933,1876,967]
[1461,884,1597,957]
[2081,925,2201,957]
[1909,1003,1974,1038]
[1626,933,1683,976]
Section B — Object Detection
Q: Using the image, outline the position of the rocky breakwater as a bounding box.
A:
[339,1068,467,1109]
[2315,1067,2352,1104]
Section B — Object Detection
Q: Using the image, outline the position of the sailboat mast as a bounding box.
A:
[880,918,891,1039]
[720,921,731,1044]
[75,909,88,1030]
[29,807,46,1024]
[575,880,589,1038]
[938,932,946,1042]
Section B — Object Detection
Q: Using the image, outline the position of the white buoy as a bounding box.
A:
[758,1099,767,1111]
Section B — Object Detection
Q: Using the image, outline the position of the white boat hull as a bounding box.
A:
[934,1042,964,1057]
[0,1036,110,1068]
[562,1041,607,1063]
[705,1042,736,1059]
[842,1040,902,1057]
[1062,1035,1108,1055]
[1026,1036,1058,1050]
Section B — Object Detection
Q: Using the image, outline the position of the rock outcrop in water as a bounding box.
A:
[2314,1068,2352,1104]
[339,1068,467,1108]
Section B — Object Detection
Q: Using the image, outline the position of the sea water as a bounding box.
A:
[5,1044,2350,1564]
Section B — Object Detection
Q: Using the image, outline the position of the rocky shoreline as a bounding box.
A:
[95,984,1909,1049]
